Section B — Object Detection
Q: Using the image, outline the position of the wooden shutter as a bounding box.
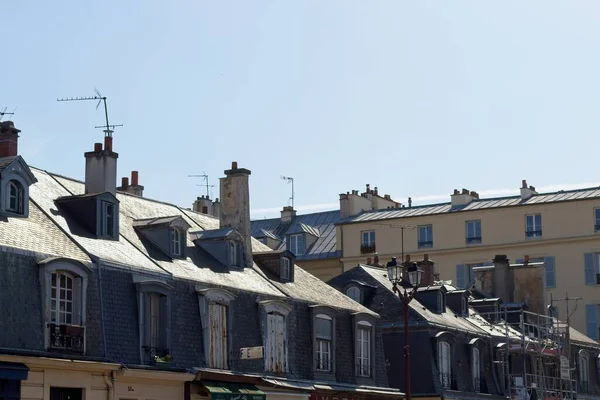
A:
[544,256,556,289]
[456,265,466,289]
[266,314,285,372]
[584,253,595,285]
[208,304,228,369]
[585,304,598,340]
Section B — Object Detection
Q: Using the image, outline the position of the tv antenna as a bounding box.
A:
[189,173,215,198]
[281,176,294,209]
[57,88,122,136]
[0,107,16,122]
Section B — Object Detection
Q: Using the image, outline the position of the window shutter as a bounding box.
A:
[220,305,228,369]
[585,304,598,340]
[544,256,556,289]
[159,295,168,351]
[584,253,595,285]
[143,294,151,348]
[456,265,466,289]
[73,277,83,326]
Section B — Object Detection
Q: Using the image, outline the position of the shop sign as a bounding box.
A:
[240,346,264,360]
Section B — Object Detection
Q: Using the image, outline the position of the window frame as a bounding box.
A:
[418,224,433,248]
[472,346,481,392]
[171,228,182,257]
[312,308,336,374]
[0,378,21,400]
[6,180,24,214]
[38,258,90,354]
[260,300,292,373]
[360,230,376,254]
[579,351,590,393]
[595,208,600,233]
[437,291,445,313]
[353,314,376,381]
[197,287,236,370]
[289,233,306,256]
[525,213,542,239]
[345,286,361,303]
[229,241,238,267]
[134,276,173,364]
[465,220,482,245]
[438,341,452,389]
[100,200,117,238]
[50,271,76,325]
[281,257,291,281]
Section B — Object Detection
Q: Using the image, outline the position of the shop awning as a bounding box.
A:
[201,380,266,400]
[0,362,29,381]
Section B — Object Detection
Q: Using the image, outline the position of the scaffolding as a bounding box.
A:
[476,307,577,400]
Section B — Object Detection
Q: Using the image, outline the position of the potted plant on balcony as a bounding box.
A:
[152,354,173,368]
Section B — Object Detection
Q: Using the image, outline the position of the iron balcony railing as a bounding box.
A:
[48,323,85,353]
[360,244,376,254]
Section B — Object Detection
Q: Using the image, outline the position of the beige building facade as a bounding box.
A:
[336,181,600,337]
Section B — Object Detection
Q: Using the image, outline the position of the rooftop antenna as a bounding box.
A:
[188,173,215,198]
[281,176,294,209]
[57,88,121,136]
[0,107,16,122]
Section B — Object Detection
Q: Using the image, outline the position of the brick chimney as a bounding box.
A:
[117,171,144,196]
[520,179,537,200]
[281,206,296,223]
[84,136,118,195]
[418,254,435,287]
[0,121,20,158]
[220,161,252,268]
[492,254,513,302]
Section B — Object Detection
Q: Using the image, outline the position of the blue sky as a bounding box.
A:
[2,1,600,219]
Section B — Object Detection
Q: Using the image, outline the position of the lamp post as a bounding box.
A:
[387,256,423,400]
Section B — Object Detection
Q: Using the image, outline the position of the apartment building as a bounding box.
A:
[248,185,400,282]
[0,121,401,400]
[336,181,600,339]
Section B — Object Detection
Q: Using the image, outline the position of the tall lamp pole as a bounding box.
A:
[387,256,422,400]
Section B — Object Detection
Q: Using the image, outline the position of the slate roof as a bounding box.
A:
[250,210,340,260]
[338,186,600,224]
[27,168,373,315]
[0,155,18,172]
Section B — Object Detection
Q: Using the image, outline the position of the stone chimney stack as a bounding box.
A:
[193,195,213,215]
[281,206,297,223]
[220,161,252,268]
[419,254,435,287]
[492,254,513,302]
[117,171,144,196]
[520,179,538,200]
[84,136,118,195]
[0,121,20,158]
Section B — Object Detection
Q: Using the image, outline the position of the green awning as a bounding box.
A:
[201,380,266,400]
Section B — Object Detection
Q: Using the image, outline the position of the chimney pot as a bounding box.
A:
[131,170,139,186]
[522,179,527,188]
[405,254,411,263]
[424,253,429,261]
[408,197,413,207]
[524,255,530,263]
[121,177,129,187]
[367,257,372,265]
[453,189,459,195]
[104,136,113,152]
[94,142,103,152]
[232,161,238,169]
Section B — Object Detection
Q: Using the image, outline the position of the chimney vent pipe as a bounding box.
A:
[131,171,139,186]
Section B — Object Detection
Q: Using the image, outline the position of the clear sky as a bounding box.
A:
[2,1,600,219]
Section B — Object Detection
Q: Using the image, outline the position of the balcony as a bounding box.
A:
[525,230,542,238]
[360,243,376,254]
[439,373,458,390]
[418,240,433,249]
[48,323,85,353]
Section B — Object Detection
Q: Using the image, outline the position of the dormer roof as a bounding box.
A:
[133,215,191,231]
[0,155,37,184]
[286,221,320,238]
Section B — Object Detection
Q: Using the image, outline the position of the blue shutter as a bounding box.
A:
[544,256,556,289]
[585,304,598,340]
[456,264,466,289]
[584,253,595,285]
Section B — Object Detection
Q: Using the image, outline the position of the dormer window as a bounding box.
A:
[101,201,115,237]
[346,286,361,303]
[171,228,182,257]
[281,257,291,280]
[229,241,238,267]
[461,295,468,316]
[7,180,24,214]
[289,233,305,256]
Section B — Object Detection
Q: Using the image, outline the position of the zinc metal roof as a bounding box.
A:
[338,186,600,224]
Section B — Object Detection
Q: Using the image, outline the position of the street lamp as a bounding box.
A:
[387,255,423,400]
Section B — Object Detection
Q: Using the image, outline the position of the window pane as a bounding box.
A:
[316,317,332,339]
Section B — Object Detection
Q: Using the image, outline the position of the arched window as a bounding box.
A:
[438,341,452,388]
[437,291,444,312]
[346,286,361,303]
[315,314,333,372]
[461,295,468,315]
[171,228,181,256]
[51,271,74,325]
[472,347,481,392]
[7,180,24,214]
[579,351,590,392]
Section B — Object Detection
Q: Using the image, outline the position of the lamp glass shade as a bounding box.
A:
[387,263,401,283]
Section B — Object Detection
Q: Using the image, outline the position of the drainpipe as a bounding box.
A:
[104,370,116,400]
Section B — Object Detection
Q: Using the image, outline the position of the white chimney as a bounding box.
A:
[520,180,537,200]
[451,188,478,207]
[219,161,252,268]
[84,136,118,195]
